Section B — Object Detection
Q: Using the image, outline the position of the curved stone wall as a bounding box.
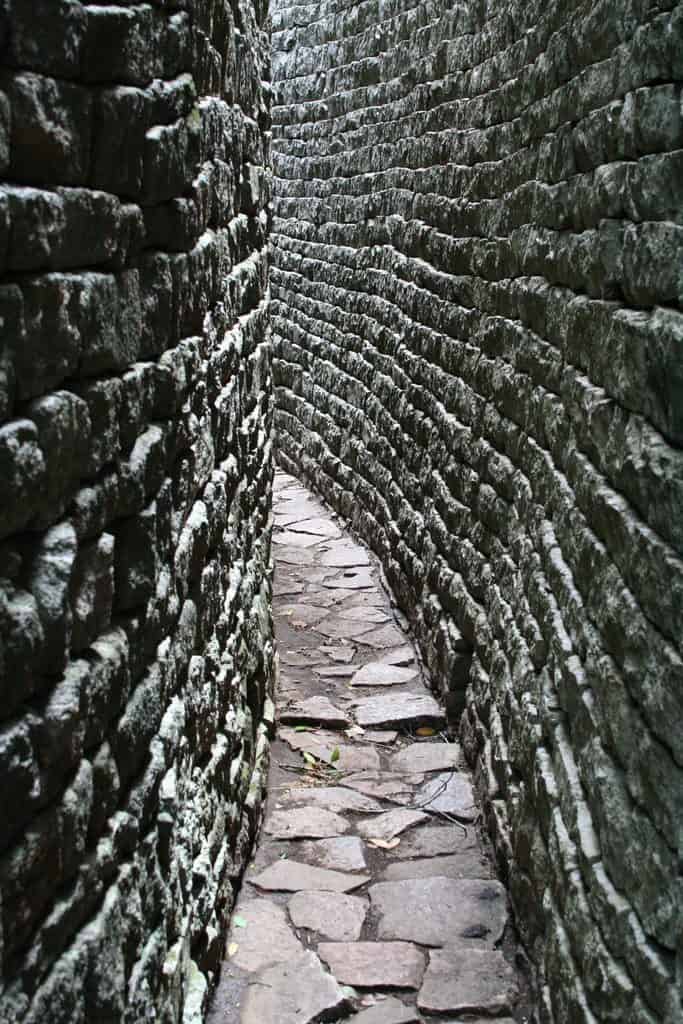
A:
[0,2,273,1021]
[271,0,683,1019]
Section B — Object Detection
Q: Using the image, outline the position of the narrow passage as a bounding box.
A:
[209,472,520,1023]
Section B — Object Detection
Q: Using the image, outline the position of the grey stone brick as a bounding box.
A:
[5,72,92,186]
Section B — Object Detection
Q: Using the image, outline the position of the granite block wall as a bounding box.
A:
[0,1,273,1021]
[270,0,683,1020]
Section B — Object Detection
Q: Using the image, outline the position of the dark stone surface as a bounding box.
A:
[270,0,683,1020]
[0,1,273,1021]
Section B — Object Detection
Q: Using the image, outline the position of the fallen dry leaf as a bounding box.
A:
[228,943,239,957]
[416,726,436,737]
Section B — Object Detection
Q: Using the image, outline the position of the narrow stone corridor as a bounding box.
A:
[208,472,522,1023]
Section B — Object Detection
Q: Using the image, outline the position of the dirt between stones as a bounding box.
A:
[208,472,528,1024]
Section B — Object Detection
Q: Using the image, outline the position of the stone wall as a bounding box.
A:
[271,0,683,1020]
[0,1,273,1021]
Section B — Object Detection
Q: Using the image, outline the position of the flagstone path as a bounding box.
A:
[208,472,523,1023]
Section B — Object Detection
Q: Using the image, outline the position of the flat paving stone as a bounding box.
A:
[339,771,419,803]
[274,530,324,548]
[298,836,368,872]
[357,625,407,649]
[275,499,326,523]
[363,729,399,744]
[240,950,350,1024]
[273,580,306,598]
[318,941,425,989]
[350,996,421,1023]
[353,693,445,730]
[280,603,330,626]
[287,517,342,538]
[277,546,317,565]
[356,808,429,841]
[251,859,370,893]
[315,616,377,641]
[320,540,372,567]
[279,727,381,771]
[417,772,477,820]
[265,806,349,839]
[315,663,360,677]
[380,853,492,881]
[284,785,383,814]
[392,825,480,860]
[379,646,416,666]
[320,644,357,662]
[280,648,325,667]
[226,899,302,974]
[370,878,508,946]
[289,891,368,940]
[334,744,382,772]
[280,696,350,728]
[417,948,517,1016]
[338,606,391,624]
[391,743,461,773]
[324,568,375,590]
[349,663,418,687]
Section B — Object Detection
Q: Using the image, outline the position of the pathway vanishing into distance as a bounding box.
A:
[209,473,522,1023]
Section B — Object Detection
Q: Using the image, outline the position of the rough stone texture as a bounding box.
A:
[0,3,273,1022]
[418,947,518,1016]
[239,950,350,1024]
[317,941,426,989]
[288,891,368,941]
[371,877,508,947]
[264,806,349,839]
[226,899,302,974]
[353,693,446,730]
[351,996,421,1024]
[250,859,371,893]
[270,0,683,1020]
[297,836,368,872]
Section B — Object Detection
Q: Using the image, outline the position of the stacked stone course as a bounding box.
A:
[0,1,273,1021]
[271,0,683,1020]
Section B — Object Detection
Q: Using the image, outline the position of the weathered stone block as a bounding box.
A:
[4,0,87,77]
[0,580,44,714]
[27,390,91,527]
[0,88,10,175]
[26,522,77,673]
[114,504,157,611]
[73,378,121,478]
[0,419,45,540]
[0,719,42,848]
[83,3,161,86]
[4,72,92,186]
[143,112,202,203]
[70,533,115,652]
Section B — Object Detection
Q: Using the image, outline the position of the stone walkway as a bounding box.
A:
[208,472,521,1023]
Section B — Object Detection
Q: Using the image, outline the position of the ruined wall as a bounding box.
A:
[271,0,683,1020]
[0,1,273,1021]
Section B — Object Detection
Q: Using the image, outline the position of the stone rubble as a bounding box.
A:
[208,473,520,1022]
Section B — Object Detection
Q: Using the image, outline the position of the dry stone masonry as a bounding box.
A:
[0,1,273,1021]
[270,0,683,1021]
